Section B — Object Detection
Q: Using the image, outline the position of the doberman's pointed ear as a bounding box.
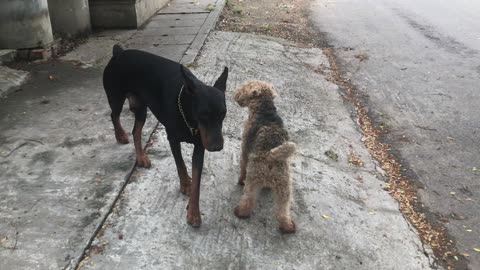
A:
[213,67,228,92]
[180,65,199,95]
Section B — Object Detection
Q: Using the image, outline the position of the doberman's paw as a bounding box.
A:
[137,155,151,168]
[180,184,191,196]
[238,177,245,186]
[279,220,296,234]
[115,133,129,144]
[187,210,202,228]
[180,176,192,196]
[234,206,251,219]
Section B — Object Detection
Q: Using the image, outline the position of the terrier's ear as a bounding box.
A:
[180,65,200,95]
[213,67,228,92]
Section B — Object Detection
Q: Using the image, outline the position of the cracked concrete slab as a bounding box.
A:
[151,13,209,20]
[147,18,207,27]
[139,26,203,36]
[60,0,225,67]
[0,62,157,269]
[79,32,434,270]
[124,35,196,46]
[0,66,29,99]
[60,30,137,68]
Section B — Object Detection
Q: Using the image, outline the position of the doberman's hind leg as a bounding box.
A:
[129,95,150,168]
[107,92,129,144]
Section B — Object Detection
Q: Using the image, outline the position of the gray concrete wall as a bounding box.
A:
[89,0,169,29]
[135,0,169,27]
[48,0,91,37]
[90,0,138,28]
[0,0,54,49]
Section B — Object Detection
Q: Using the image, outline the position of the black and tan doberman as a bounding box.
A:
[103,45,228,227]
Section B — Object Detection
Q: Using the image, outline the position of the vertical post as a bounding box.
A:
[47,0,91,37]
[0,0,54,49]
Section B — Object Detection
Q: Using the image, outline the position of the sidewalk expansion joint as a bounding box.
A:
[157,12,210,15]
[71,122,160,270]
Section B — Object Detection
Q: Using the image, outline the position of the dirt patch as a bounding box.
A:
[217,0,326,47]
[55,34,88,57]
[347,151,364,167]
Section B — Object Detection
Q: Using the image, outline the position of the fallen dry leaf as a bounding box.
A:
[354,53,369,62]
[88,245,103,255]
[324,149,339,161]
[348,151,364,167]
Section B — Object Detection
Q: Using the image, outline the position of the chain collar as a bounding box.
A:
[178,85,198,136]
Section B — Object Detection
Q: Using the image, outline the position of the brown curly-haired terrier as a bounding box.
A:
[233,80,297,234]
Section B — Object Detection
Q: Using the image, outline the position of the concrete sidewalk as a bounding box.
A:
[0,1,224,269]
[61,0,225,67]
[79,32,434,269]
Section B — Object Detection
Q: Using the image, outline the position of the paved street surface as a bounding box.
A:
[311,0,480,268]
[80,32,432,269]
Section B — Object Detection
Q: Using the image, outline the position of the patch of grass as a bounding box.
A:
[205,3,216,12]
[262,24,272,32]
[232,7,243,14]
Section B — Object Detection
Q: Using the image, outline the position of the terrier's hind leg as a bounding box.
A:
[273,182,296,234]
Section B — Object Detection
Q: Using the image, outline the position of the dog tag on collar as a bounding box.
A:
[191,128,199,136]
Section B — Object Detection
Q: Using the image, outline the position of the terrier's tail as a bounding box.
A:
[268,142,296,161]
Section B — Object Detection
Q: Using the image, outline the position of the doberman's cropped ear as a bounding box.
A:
[180,65,200,95]
[213,67,228,92]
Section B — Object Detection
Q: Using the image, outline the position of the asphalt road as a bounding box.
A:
[311,0,480,268]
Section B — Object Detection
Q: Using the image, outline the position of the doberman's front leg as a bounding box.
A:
[186,145,205,227]
[169,140,191,195]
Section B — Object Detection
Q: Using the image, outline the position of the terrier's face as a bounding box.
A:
[234,81,277,107]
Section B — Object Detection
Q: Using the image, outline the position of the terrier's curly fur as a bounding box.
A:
[233,80,296,234]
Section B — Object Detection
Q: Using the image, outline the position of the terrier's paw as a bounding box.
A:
[279,220,296,234]
[234,206,251,219]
